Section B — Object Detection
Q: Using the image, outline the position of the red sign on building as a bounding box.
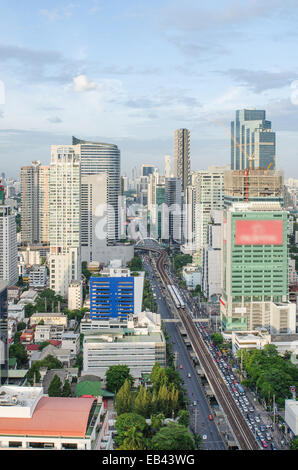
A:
[235,219,283,245]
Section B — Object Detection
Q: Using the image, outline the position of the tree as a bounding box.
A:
[105,365,134,393]
[17,322,27,331]
[48,374,62,397]
[127,255,143,271]
[118,425,147,450]
[178,409,190,427]
[291,437,298,450]
[115,413,148,447]
[134,385,152,417]
[150,422,195,450]
[24,303,36,318]
[116,379,133,415]
[211,333,224,346]
[150,413,165,432]
[41,355,63,370]
[9,342,28,368]
[62,379,72,397]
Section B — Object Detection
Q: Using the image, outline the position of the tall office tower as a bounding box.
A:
[0,183,18,287]
[224,168,284,207]
[0,281,8,385]
[165,177,182,244]
[174,129,190,192]
[72,137,120,243]
[20,161,50,244]
[141,164,155,177]
[202,210,223,301]
[220,201,295,333]
[49,146,81,297]
[231,109,276,170]
[164,155,172,178]
[193,166,226,266]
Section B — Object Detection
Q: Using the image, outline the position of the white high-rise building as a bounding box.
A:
[192,166,226,266]
[0,206,18,287]
[20,161,49,244]
[72,137,120,244]
[49,146,81,297]
[81,173,108,262]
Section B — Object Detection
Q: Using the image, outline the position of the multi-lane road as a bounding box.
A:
[143,255,226,450]
[152,250,262,450]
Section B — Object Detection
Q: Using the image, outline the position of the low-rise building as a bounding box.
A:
[20,329,34,344]
[182,264,202,290]
[0,385,111,450]
[29,265,47,289]
[61,332,80,356]
[29,344,71,368]
[7,286,22,303]
[34,324,65,343]
[29,313,68,328]
[82,312,166,379]
[18,289,38,306]
[8,303,25,322]
[231,330,271,356]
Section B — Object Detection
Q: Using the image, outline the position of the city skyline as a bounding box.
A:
[0,1,298,178]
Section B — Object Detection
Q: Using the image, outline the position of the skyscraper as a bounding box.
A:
[72,137,120,243]
[20,161,49,244]
[0,281,8,385]
[141,164,155,177]
[174,129,190,192]
[0,182,18,287]
[231,109,276,170]
[49,146,81,297]
[220,201,295,333]
[165,177,182,244]
[192,166,226,266]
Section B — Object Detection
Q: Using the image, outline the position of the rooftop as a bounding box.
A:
[0,396,96,437]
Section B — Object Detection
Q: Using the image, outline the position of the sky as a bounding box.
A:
[0,0,298,178]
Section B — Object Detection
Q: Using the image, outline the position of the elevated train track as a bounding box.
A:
[156,251,259,451]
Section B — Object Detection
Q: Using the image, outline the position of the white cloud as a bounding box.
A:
[73,74,98,92]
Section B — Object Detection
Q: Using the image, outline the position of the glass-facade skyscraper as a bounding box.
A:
[231,109,275,171]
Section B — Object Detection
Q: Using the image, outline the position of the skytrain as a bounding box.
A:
[167,284,185,309]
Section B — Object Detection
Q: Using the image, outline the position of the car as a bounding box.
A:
[193,401,197,406]
[261,440,268,448]
[180,365,183,369]
[260,425,265,431]
[271,443,277,450]
[208,414,213,421]
[188,373,191,378]
[255,417,261,423]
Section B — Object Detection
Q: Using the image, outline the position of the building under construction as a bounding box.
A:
[224,168,284,207]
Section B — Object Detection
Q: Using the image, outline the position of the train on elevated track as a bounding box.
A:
[167,284,185,309]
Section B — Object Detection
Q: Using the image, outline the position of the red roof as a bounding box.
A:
[0,397,96,438]
[26,344,40,351]
[49,340,61,347]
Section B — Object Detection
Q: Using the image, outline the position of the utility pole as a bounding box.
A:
[273,394,276,425]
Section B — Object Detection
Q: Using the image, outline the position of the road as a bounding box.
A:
[154,250,260,451]
[143,256,226,450]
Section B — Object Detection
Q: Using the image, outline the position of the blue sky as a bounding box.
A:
[0,0,298,178]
